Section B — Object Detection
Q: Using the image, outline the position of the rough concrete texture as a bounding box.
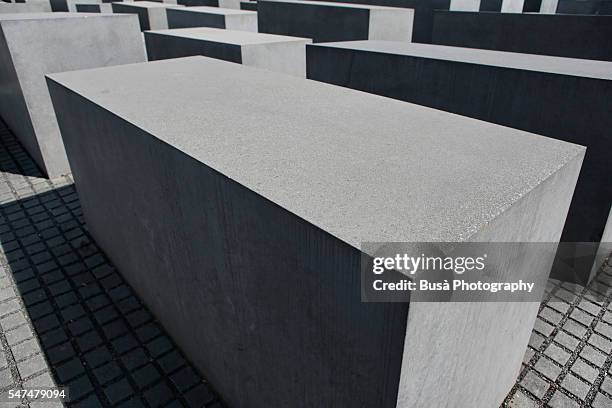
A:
[0,1,51,12]
[166,6,257,31]
[67,0,133,12]
[112,2,182,31]
[0,13,146,179]
[432,11,612,61]
[46,56,583,408]
[145,27,311,77]
[306,41,612,285]
[258,0,413,42]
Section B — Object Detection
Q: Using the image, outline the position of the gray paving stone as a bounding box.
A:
[548,390,581,408]
[570,307,595,326]
[529,332,546,350]
[595,321,612,339]
[534,318,555,337]
[17,354,47,379]
[563,319,589,339]
[544,343,572,366]
[0,368,13,388]
[520,370,549,399]
[535,356,562,381]
[561,373,591,400]
[601,375,612,395]
[593,392,612,408]
[570,358,599,383]
[0,299,21,317]
[555,330,581,350]
[11,337,41,362]
[540,307,564,325]
[580,344,608,367]
[578,299,602,316]
[588,332,612,353]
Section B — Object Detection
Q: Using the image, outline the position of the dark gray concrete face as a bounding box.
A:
[75,3,112,12]
[166,6,257,30]
[240,0,256,9]
[306,41,611,284]
[47,56,583,408]
[258,0,413,43]
[291,0,450,43]
[145,28,310,76]
[556,0,612,14]
[432,11,612,61]
[0,13,146,178]
[112,2,180,30]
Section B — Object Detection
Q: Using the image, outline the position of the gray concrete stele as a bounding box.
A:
[166,6,257,31]
[0,13,146,178]
[306,41,612,284]
[257,0,414,42]
[431,11,612,61]
[47,56,583,408]
[111,1,183,31]
[144,27,311,77]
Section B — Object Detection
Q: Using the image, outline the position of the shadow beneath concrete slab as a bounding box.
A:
[0,185,223,407]
[0,120,45,179]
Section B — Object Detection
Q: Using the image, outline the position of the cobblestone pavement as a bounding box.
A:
[0,120,222,407]
[0,120,610,408]
[503,261,612,408]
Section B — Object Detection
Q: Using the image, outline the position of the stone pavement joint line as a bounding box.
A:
[0,119,222,407]
[0,118,610,408]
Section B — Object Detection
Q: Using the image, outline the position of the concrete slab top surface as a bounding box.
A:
[47,56,584,248]
[167,5,256,14]
[0,12,111,21]
[314,41,612,81]
[259,0,411,11]
[146,27,310,45]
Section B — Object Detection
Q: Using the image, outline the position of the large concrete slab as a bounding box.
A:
[145,27,310,76]
[47,56,583,408]
[258,0,414,42]
[112,1,183,31]
[0,0,51,12]
[432,11,612,61]
[306,41,611,284]
[0,13,146,178]
[166,6,257,30]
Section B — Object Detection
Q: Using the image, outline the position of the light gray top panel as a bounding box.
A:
[0,12,103,21]
[47,57,584,247]
[146,27,310,45]
[315,41,612,81]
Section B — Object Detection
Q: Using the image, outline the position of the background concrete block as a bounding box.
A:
[0,13,146,178]
[288,0,449,43]
[555,0,612,14]
[47,56,583,408]
[166,6,257,30]
[240,0,256,9]
[75,2,113,12]
[145,27,311,76]
[177,0,242,8]
[306,41,612,284]
[450,0,523,11]
[112,1,182,31]
[450,0,479,10]
[0,0,50,12]
[258,0,414,42]
[431,11,612,60]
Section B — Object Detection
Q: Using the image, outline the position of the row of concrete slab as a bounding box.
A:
[0,3,610,408]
